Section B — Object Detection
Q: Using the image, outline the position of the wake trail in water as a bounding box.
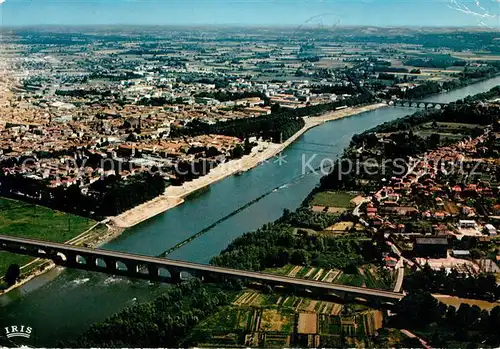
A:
[68,278,90,286]
[103,276,131,285]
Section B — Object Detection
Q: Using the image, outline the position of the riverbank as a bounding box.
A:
[110,102,388,228]
[0,102,387,296]
[434,294,500,311]
[5,74,500,345]
[0,219,124,295]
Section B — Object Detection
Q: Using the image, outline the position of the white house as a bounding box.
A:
[459,220,477,229]
[484,224,497,236]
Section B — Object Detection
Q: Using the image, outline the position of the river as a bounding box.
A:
[1,75,499,347]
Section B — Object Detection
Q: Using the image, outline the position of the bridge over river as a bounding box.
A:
[0,234,404,306]
[389,100,450,109]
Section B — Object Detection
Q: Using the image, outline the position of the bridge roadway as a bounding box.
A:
[0,235,404,305]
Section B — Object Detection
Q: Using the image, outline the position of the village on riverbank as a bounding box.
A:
[68,85,500,349]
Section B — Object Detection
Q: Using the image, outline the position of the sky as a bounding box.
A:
[0,0,499,27]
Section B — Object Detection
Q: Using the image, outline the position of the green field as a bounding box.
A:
[421,122,481,130]
[264,264,295,276]
[361,266,393,290]
[196,306,251,332]
[0,197,96,275]
[337,273,366,287]
[416,121,482,143]
[310,192,357,208]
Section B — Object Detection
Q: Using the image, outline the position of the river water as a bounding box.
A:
[1,76,500,346]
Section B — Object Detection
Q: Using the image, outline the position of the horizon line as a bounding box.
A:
[2,24,499,30]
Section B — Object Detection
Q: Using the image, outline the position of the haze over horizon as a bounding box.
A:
[0,0,499,28]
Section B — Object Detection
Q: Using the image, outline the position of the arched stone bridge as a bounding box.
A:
[0,235,404,307]
[388,100,449,109]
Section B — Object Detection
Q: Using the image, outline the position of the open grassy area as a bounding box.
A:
[264,264,295,276]
[421,122,481,130]
[361,265,393,290]
[415,130,466,142]
[197,306,252,332]
[260,309,294,332]
[337,273,366,287]
[310,192,357,208]
[0,197,95,241]
[0,197,96,275]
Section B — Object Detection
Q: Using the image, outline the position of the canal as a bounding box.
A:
[1,75,500,346]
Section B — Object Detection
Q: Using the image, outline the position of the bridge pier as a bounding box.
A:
[196,271,217,283]
[343,292,382,308]
[60,251,82,268]
[102,257,117,273]
[124,261,138,275]
[82,255,98,270]
[147,264,157,278]
[148,264,166,282]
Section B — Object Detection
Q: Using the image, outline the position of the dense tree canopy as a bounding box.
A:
[211,208,385,272]
[391,290,500,347]
[69,280,232,348]
[170,93,374,142]
[4,264,20,286]
[405,265,500,302]
[0,173,166,218]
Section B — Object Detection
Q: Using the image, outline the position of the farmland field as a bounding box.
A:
[415,130,465,142]
[198,306,252,332]
[319,314,342,335]
[190,286,383,347]
[337,273,366,287]
[310,192,357,208]
[417,122,482,141]
[298,313,318,334]
[260,309,294,332]
[325,221,354,231]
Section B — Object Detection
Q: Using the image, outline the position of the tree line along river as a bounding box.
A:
[1,75,500,347]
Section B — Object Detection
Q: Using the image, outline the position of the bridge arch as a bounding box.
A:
[135,263,150,275]
[95,257,108,269]
[158,267,171,278]
[178,271,188,281]
[411,102,418,108]
[75,255,87,265]
[353,296,369,303]
[418,102,426,108]
[115,261,128,271]
[55,252,67,263]
[327,290,344,299]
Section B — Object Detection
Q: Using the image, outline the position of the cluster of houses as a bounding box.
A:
[357,131,500,270]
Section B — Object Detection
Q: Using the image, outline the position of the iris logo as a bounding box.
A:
[4,325,32,339]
